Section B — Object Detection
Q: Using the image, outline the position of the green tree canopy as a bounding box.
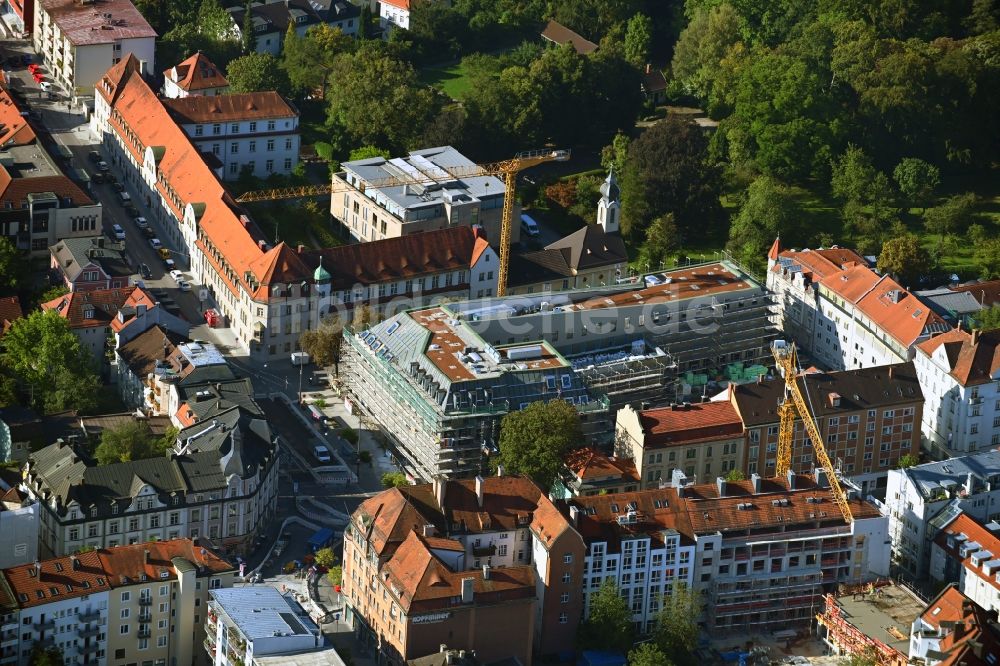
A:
[282,23,354,97]
[670,3,744,109]
[94,421,176,465]
[227,53,291,94]
[893,158,939,211]
[654,582,702,665]
[726,176,801,273]
[924,193,977,244]
[2,311,100,413]
[975,239,1000,280]
[0,237,26,295]
[877,235,931,288]
[314,547,337,568]
[28,644,64,666]
[494,399,582,489]
[629,643,672,666]
[577,579,634,652]
[972,305,1000,331]
[644,213,680,270]
[624,13,653,67]
[897,453,920,468]
[380,471,408,488]
[619,115,723,242]
[348,146,392,161]
[299,318,344,372]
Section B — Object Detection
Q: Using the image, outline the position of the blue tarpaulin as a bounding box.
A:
[577,651,627,666]
[308,528,334,549]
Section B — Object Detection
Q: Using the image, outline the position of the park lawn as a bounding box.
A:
[419,61,472,100]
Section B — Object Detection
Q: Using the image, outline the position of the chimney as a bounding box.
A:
[569,505,579,526]
[33,560,41,575]
[70,555,79,570]
[954,621,967,641]
[143,549,150,564]
[966,472,976,496]
[475,475,484,508]
[422,524,436,537]
[433,476,447,509]
[460,577,474,603]
[645,63,651,74]
[297,244,305,254]
[787,468,796,490]
[757,374,763,385]
[440,645,449,654]
[482,564,490,580]
[496,464,504,477]
[750,472,762,494]
[716,477,727,497]
[239,215,251,228]
[257,240,267,251]
[136,303,146,316]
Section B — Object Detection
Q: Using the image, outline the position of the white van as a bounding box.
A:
[520,214,540,237]
[118,191,131,203]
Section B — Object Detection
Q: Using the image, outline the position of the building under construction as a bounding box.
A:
[343,260,779,479]
[816,583,925,666]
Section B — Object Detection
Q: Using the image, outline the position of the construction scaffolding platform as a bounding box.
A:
[816,583,924,666]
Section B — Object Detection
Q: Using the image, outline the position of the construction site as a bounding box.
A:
[816,582,927,666]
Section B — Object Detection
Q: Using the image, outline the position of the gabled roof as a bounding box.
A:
[564,447,638,483]
[42,285,138,329]
[508,225,627,287]
[637,401,744,447]
[0,89,36,146]
[109,286,159,333]
[38,0,156,46]
[541,19,597,55]
[0,295,23,333]
[917,328,1000,387]
[162,92,297,124]
[49,236,130,281]
[165,52,229,92]
[935,513,1000,594]
[917,585,1000,666]
[116,325,187,378]
[248,242,311,300]
[3,550,108,608]
[97,538,234,582]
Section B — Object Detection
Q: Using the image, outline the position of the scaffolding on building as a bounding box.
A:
[570,344,679,409]
[708,572,824,631]
[815,592,908,666]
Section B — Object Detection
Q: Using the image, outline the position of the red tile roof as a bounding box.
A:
[422,536,465,552]
[934,513,1000,593]
[772,246,868,283]
[569,488,691,550]
[42,285,139,329]
[38,0,156,45]
[3,550,108,608]
[248,242,311,300]
[382,531,534,613]
[564,447,639,482]
[918,585,1000,666]
[637,401,744,447]
[162,92,297,124]
[380,0,409,9]
[917,328,1000,387]
[0,295,23,333]
[541,19,597,55]
[0,89,36,146]
[165,52,229,92]
[96,538,234,583]
[109,286,158,333]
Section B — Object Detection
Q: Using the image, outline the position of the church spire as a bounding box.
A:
[597,166,620,234]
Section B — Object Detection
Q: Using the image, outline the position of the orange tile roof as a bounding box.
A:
[0,89,36,146]
[564,447,639,482]
[422,536,465,552]
[579,263,753,311]
[382,531,534,612]
[42,285,138,329]
[772,247,868,282]
[163,92,297,124]
[917,328,1000,387]
[935,513,1000,593]
[3,550,108,607]
[380,0,409,9]
[165,52,229,92]
[96,538,234,583]
[918,585,1000,666]
[637,401,744,447]
[356,487,438,558]
[0,295,23,333]
[109,286,158,332]
[569,487,691,550]
[248,242,311,300]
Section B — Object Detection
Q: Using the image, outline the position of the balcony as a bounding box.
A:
[33,619,54,632]
[138,597,152,606]
[78,610,101,624]
[0,632,14,647]
[203,638,217,657]
[138,611,152,622]
[77,626,101,639]
[76,643,100,657]
[137,626,151,639]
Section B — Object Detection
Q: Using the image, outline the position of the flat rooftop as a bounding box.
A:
[834,584,926,655]
[211,587,319,642]
[3,144,60,178]
[412,307,568,382]
[177,341,226,367]
[577,263,756,311]
[253,646,349,666]
[39,0,157,46]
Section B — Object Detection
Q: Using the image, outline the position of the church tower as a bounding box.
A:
[596,167,620,234]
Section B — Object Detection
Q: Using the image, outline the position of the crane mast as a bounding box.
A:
[771,341,854,523]
[234,149,571,297]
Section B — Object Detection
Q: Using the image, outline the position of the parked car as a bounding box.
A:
[163,258,175,270]
[158,248,170,260]
[112,181,124,192]
[118,191,131,203]
[111,223,125,241]
[124,203,138,217]
[134,217,148,229]
[520,214,541,237]
[177,280,191,292]
[142,226,156,238]
[97,161,110,172]
[88,150,100,163]
[309,371,330,386]
[644,274,664,287]
[169,269,183,281]
[313,445,332,463]
[91,172,106,184]
[139,263,152,279]
[149,238,161,249]
[39,81,51,92]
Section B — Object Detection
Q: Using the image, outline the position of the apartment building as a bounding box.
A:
[730,362,923,493]
[343,474,585,662]
[615,401,745,488]
[1,0,32,34]
[914,327,1000,458]
[49,236,132,292]
[93,57,502,361]
[162,52,230,99]
[345,261,777,479]
[379,0,410,32]
[553,447,639,498]
[334,147,517,246]
[42,286,151,368]
[916,280,1000,327]
[224,0,361,56]
[114,324,191,409]
[33,0,155,94]
[885,450,1000,578]
[163,93,300,180]
[677,470,889,631]
[767,241,950,370]
[568,488,697,634]
[908,585,1000,666]
[0,102,102,255]
[930,512,1000,613]
[0,539,233,666]
[21,410,279,557]
[207,586,323,666]
[0,486,38,570]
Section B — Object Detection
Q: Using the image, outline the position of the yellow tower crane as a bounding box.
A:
[771,340,854,523]
[234,149,571,297]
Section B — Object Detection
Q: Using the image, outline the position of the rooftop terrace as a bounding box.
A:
[832,584,926,655]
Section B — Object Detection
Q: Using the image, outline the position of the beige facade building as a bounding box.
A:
[616,401,746,488]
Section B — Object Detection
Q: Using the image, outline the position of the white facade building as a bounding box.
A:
[33,0,155,94]
[766,241,950,371]
[207,587,322,666]
[885,450,1000,579]
[378,0,410,33]
[930,511,1000,613]
[914,328,1000,459]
